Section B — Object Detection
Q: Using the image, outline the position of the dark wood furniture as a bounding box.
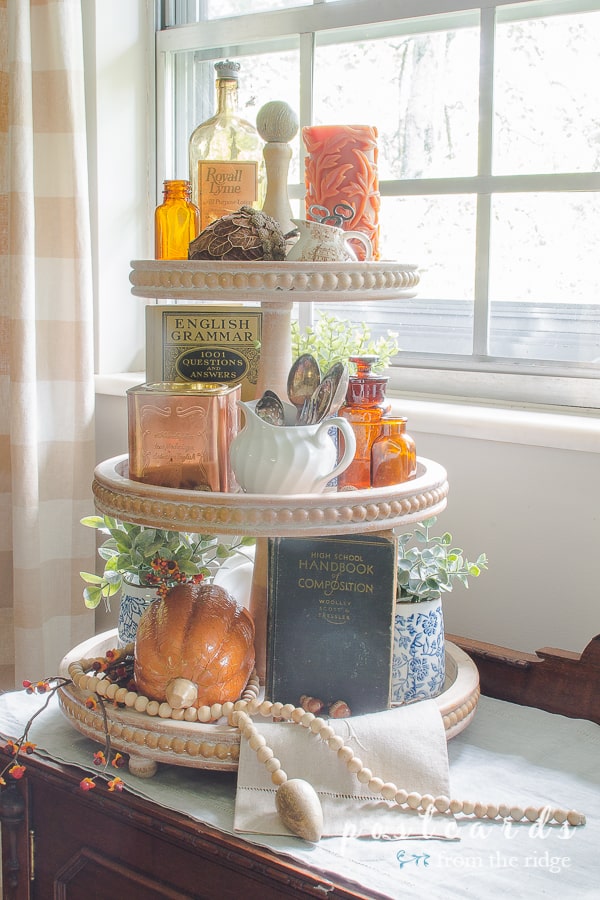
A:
[1,633,598,899]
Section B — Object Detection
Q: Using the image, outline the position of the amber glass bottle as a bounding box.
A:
[154,180,199,260]
[370,417,417,487]
[337,356,390,490]
[188,59,265,229]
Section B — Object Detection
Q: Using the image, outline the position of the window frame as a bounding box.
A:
[155,0,600,410]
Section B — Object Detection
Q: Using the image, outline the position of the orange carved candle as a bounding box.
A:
[302,124,380,260]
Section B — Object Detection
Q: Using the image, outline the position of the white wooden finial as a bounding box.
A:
[256,100,299,235]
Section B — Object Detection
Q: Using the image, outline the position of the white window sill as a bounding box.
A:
[95,373,600,455]
[386,394,600,454]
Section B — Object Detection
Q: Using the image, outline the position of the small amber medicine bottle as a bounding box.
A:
[338,355,390,490]
[370,417,417,487]
[154,179,200,260]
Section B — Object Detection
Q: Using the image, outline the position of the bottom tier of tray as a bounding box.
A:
[58,630,479,777]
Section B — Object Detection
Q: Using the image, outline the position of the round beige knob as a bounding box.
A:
[165,677,198,709]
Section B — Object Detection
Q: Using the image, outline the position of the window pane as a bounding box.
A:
[315,195,476,356]
[203,0,311,18]
[380,195,476,301]
[489,192,600,362]
[313,25,479,180]
[494,9,600,175]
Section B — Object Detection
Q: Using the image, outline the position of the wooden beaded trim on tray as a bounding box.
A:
[92,455,449,537]
[129,260,420,303]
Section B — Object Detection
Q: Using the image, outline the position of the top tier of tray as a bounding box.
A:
[129,259,419,303]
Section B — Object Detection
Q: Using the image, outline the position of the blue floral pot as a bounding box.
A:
[117,581,160,647]
[391,597,446,705]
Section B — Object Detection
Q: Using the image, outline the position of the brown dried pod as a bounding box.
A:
[328,700,351,719]
[300,695,325,715]
[188,206,286,261]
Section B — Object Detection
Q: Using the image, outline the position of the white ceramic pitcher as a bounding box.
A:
[229,399,356,494]
[286,218,372,263]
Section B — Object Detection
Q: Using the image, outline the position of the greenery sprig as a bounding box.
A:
[291,312,399,374]
[80,516,255,611]
[396,517,488,603]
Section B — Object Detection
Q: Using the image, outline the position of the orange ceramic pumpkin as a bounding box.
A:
[134,582,255,710]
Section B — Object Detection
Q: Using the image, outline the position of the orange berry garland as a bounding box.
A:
[145,556,205,598]
[0,674,126,797]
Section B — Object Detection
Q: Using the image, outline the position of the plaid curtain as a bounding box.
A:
[0,0,95,689]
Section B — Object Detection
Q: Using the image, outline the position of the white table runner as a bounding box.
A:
[0,691,597,899]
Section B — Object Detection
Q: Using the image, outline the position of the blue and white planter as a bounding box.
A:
[117,581,160,647]
[391,597,446,705]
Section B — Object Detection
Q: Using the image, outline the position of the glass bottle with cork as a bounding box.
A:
[154,180,199,260]
[188,59,266,230]
[337,355,390,490]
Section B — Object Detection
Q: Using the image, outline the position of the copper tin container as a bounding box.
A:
[127,381,240,492]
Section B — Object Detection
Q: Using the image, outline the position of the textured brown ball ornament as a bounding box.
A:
[134,582,255,709]
[188,205,286,261]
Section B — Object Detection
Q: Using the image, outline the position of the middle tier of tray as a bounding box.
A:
[93,454,448,537]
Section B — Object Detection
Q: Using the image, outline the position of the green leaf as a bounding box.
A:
[97,545,118,562]
[178,560,201,576]
[80,515,106,529]
[113,533,133,553]
[104,570,122,586]
[83,586,103,609]
[79,571,103,585]
[135,529,159,551]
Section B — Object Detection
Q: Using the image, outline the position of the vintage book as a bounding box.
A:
[266,534,397,715]
[145,304,262,401]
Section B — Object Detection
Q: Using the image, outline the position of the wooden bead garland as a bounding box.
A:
[230,706,586,840]
[68,651,586,842]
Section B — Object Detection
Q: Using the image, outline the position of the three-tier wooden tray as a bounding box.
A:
[56,259,479,777]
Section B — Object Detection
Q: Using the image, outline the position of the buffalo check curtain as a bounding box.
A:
[0,0,95,690]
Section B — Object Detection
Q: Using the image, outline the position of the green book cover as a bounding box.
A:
[266,534,397,715]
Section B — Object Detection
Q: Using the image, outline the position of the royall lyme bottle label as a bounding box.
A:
[197,160,258,229]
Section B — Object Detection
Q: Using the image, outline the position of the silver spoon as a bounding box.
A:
[305,362,348,423]
[255,390,285,426]
[324,362,349,417]
[287,354,321,422]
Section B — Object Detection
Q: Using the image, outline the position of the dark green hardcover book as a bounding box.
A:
[266,534,397,715]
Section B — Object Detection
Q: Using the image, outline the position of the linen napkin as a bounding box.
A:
[235,699,454,839]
